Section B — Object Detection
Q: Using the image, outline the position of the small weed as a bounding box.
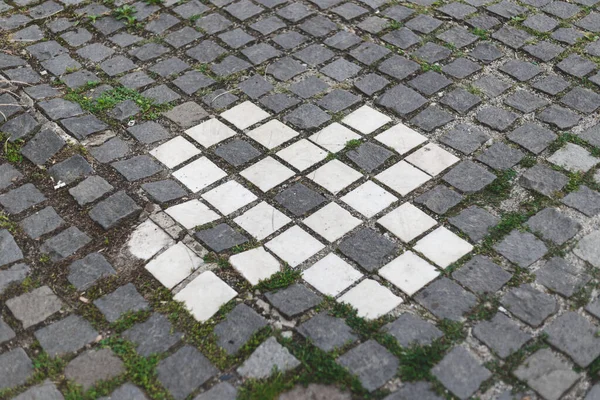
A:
[144,0,163,4]
[254,265,301,292]
[237,371,294,400]
[467,295,500,321]
[203,253,231,269]
[566,171,585,192]
[519,156,536,168]
[386,20,402,30]
[571,284,593,309]
[471,168,517,206]
[111,309,152,333]
[325,152,337,161]
[1,134,24,163]
[471,27,489,40]
[0,211,18,233]
[344,139,362,150]
[113,5,138,26]
[421,62,442,72]
[507,265,535,287]
[189,14,202,22]
[39,254,51,264]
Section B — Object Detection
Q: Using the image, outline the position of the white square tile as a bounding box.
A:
[306,159,362,194]
[309,123,361,153]
[230,247,280,285]
[173,157,227,193]
[234,201,291,240]
[379,251,439,296]
[375,161,431,196]
[414,226,473,268]
[240,156,295,192]
[127,220,174,260]
[201,180,257,215]
[145,242,203,289]
[375,124,427,155]
[174,271,237,322]
[149,136,201,169]
[303,203,362,242]
[247,120,299,149]
[220,101,270,130]
[405,143,460,176]
[185,118,237,148]
[165,200,219,229]
[302,253,363,297]
[265,225,325,267]
[340,180,397,218]
[337,279,403,320]
[378,202,437,242]
[276,139,327,171]
[342,105,392,134]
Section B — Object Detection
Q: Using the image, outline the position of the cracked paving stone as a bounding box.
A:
[494,230,547,267]
[93,283,149,323]
[338,228,398,272]
[473,313,531,359]
[526,208,581,245]
[448,206,499,242]
[35,315,98,357]
[265,283,322,318]
[297,312,357,352]
[0,229,23,267]
[68,252,116,291]
[214,303,267,355]
[383,313,442,347]
[0,183,46,215]
[501,284,557,327]
[89,191,141,230]
[442,161,496,194]
[6,286,63,328]
[453,255,512,294]
[536,257,591,298]
[519,164,568,197]
[238,337,300,379]
[514,348,580,400]
[337,340,398,392]
[65,349,125,391]
[432,346,491,399]
[562,185,600,216]
[123,313,183,357]
[415,277,477,321]
[20,206,65,240]
[0,349,33,391]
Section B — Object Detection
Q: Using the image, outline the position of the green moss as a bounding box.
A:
[344,139,362,150]
[254,266,302,292]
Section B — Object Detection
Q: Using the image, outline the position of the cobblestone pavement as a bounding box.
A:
[1,0,600,398]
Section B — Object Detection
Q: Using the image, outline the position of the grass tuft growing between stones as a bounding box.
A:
[0,133,24,164]
[254,265,302,292]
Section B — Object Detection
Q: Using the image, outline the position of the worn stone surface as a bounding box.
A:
[432,346,491,399]
[157,346,217,400]
[337,340,398,392]
[35,315,98,357]
[237,337,300,379]
[214,304,267,355]
[65,349,125,390]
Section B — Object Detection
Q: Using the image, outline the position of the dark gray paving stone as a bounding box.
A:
[382,28,420,50]
[536,257,591,298]
[0,348,33,390]
[432,346,491,399]
[415,277,477,321]
[0,94,22,122]
[26,40,67,61]
[473,75,511,98]
[173,71,215,95]
[272,31,307,50]
[494,230,547,267]
[21,128,65,165]
[149,57,189,78]
[39,98,82,121]
[492,26,532,48]
[211,55,253,76]
[350,42,390,65]
[13,381,64,400]
[275,183,326,216]
[442,58,481,79]
[193,382,236,400]
[538,104,581,129]
[405,14,442,34]
[203,89,240,110]
[500,59,541,81]
[109,99,140,122]
[544,311,600,367]
[337,340,398,392]
[123,313,183,357]
[324,30,361,50]
[300,15,337,37]
[317,89,360,112]
[251,16,286,35]
[355,73,390,96]
[277,3,313,22]
[94,283,149,323]
[0,183,46,215]
[215,139,261,166]
[544,0,581,18]
[377,55,420,81]
[586,384,600,400]
[453,255,512,295]
[48,155,93,186]
[442,161,496,194]
[448,206,499,242]
[384,382,444,400]
[552,27,584,44]
[65,349,125,391]
[1,113,39,142]
[409,71,452,97]
[61,114,107,140]
[347,142,393,172]
[162,102,208,128]
[338,228,398,272]
[6,286,63,328]
[561,86,600,114]
[99,56,136,76]
[165,27,202,48]
[412,42,451,64]
[41,54,81,76]
[415,185,463,214]
[437,26,478,48]
[439,124,489,155]
[265,283,321,318]
[142,179,186,203]
[523,41,564,62]
[513,348,580,400]
[0,317,15,345]
[526,208,581,245]
[0,163,22,191]
[376,84,427,117]
[440,88,481,114]
[173,0,208,18]
[35,315,98,357]
[297,312,357,352]
[259,93,300,113]
[4,67,41,84]
[581,123,600,148]
[68,252,116,291]
[321,58,361,81]
[357,15,388,34]
[439,1,476,18]
[508,123,556,154]
[383,313,442,347]
[89,137,130,164]
[241,43,281,65]
[238,336,300,379]
[195,13,232,34]
[68,176,113,206]
[476,142,524,170]
[501,284,557,327]
[473,313,531,359]
[129,43,168,62]
[0,263,29,295]
[284,104,331,129]
[142,85,181,105]
[98,383,148,400]
[112,155,163,182]
[504,90,549,113]
[195,223,248,252]
[145,13,179,34]
[562,186,600,217]
[20,206,64,240]
[41,226,91,261]
[186,40,226,63]
[0,229,23,267]
[290,76,329,99]
[475,107,518,132]
[519,164,568,197]
[269,57,307,81]
[557,54,596,77]
[157,346,217,400]
[238,75,273,99]
[89,191,141,230]
[214,304,267,354]
[294,44,335,66]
